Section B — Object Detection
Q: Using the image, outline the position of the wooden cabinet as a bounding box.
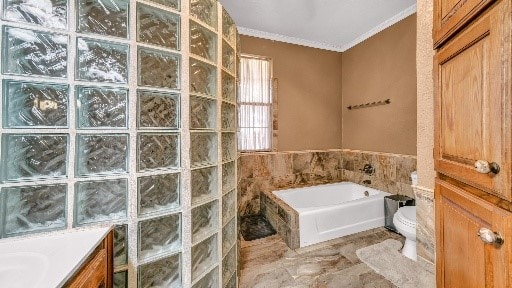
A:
[66,230,114,288]
[434,0,512,286]
[434,0,512,201]
[433,0,495,47]
[435,178,512,288]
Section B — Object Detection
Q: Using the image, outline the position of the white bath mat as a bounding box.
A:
[356,239,435,288]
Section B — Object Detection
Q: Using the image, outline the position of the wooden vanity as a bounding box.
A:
[65,229,113,288]
[0,227,113,288]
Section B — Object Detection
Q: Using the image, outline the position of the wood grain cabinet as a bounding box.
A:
[435,179,512,288]
[433,0,495,47]
[434,0,512,286]
[434,0,512,201]
[65,230,114,288]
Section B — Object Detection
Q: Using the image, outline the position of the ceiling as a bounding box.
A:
[219,0,417,52]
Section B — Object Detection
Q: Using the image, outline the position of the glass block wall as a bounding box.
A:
[0,0,238,287]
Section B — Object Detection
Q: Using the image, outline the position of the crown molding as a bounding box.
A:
[340,3,417,51]
[237,3,417,53]
[237,27,344,52]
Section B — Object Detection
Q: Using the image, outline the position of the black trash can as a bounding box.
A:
[384,194,415,232]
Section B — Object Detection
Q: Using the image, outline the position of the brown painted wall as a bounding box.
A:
[240,36,343,151]
[342,15,417,155]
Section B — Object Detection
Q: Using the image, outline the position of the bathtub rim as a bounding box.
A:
[272,181,391,213]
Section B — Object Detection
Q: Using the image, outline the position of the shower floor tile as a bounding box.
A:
[240,214,276,241]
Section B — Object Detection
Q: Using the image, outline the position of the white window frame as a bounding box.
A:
[237,54,273,152]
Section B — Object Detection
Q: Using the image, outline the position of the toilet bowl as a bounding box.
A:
[393,206,417,261]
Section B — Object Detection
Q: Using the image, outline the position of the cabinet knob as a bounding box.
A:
[477,228,504,246]
[474,160,500,174]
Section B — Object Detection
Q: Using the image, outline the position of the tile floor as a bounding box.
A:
[239,227,404,288]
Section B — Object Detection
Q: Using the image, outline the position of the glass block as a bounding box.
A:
[190,96,216,129]
[222,8,236,43]
[222,40,235,72]
[114,270,128,288]
[138,213,181,260]
[137,4,179,50]
[138,173,180,216]
[192,267,218,288]
[190,0,217,29]
[191,132,217,168]
[222,246,236,286]
[190,58,216,96]
[191,166,217,205]
[222,217,236,256]
[147,0,179,10]
[222,190,236,225]
[3,0,67,29]
[221,71,235,102]
[138,47,180,89]
[77,0,128,38]
[190,20,217,61]
[225,272,236,288]
[75,179,127,225]
[222,161,235,193]
[139,253,181,288]
[221,132,236,162]
[2,134,67,181]
[3,80,68,128]
[192,200,218,244]
[138,90,179,129]
[3,26,67,77]
[76,134,128,176]
[114,224,128,266]
[138,133,179,171]
[77,38,128,83]
[192,234,218,281]
[2,184,66,237]
[221,102,235,131]
[76,86,128,128]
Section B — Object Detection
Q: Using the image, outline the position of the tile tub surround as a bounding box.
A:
[342,149,417,199]
[238,150,344,216]
[261,189,300,249]
[238,149,416,217]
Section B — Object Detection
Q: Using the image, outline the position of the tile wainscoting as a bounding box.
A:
[238,149,417,250]
[413,185,435,265]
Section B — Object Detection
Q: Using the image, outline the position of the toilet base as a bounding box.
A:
[401,238,417,261]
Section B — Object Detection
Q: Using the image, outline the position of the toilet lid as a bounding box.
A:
[399,206,416,222]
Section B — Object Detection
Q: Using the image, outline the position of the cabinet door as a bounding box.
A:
[434,0,512,200]
[433,0,494,47]
[435,179,512,287]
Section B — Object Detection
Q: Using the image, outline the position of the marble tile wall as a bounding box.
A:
[238,149,417,250]
[414,186,435,265]
[238,149,417,217]
[238,149,344,216]
[342,150,417,199]
[260,190,300,249]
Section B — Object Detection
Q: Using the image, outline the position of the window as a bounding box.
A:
[238,55,272,151]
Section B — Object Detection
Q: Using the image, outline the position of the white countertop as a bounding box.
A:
[0,227,112,288]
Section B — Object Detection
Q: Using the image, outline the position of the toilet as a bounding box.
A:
[393,206,417,261]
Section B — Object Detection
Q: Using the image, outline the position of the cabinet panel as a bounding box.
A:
[434,0,512,200]
[435,179,512,287]
[433,0,495,47]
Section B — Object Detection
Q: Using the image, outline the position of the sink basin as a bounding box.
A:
[0,252,48,288]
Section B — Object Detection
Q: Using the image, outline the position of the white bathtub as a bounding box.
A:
[273,182,391,247]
